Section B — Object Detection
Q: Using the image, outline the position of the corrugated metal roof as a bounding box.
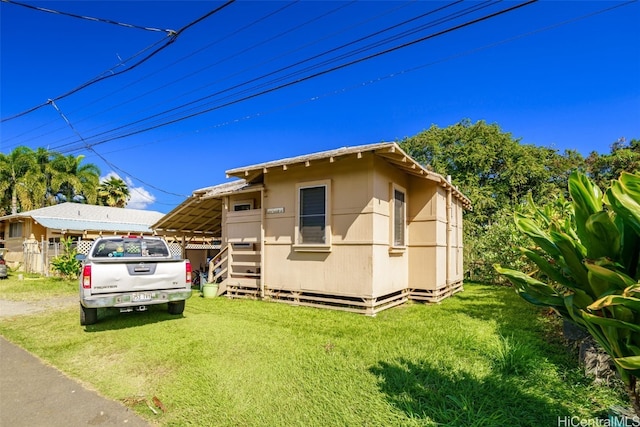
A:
[32,217,154,233]
[0,202,164,233]
[0,202,163,223]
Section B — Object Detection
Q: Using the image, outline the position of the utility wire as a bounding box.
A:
[52,0,531,152]
[85,0,640,169]
[1,0,236,123]
[1,0,175,33]
[48,100,188,199]
[48,0,489,152]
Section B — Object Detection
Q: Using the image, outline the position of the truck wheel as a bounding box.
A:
[168,300,185,315]
[80,304,98,325]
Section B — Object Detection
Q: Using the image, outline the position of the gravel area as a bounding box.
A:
[0,296,77,317]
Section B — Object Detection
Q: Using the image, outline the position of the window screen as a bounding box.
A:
[299,186,326,244]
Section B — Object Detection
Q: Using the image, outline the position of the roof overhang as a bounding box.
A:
[225,142,471,209]
[153,182,263,237]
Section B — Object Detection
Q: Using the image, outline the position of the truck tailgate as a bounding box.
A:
[88,259,187,294]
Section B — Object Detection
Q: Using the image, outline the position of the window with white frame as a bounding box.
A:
[9,222,23,238]
[392,185,406,247]
[296,181,330,247]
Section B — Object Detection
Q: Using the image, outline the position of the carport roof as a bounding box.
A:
[153,180,261,238]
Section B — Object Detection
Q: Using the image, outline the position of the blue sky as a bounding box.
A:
[1,0,639,213]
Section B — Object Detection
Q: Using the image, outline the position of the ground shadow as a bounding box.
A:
[83,303,184,332]
[370,357,574,426]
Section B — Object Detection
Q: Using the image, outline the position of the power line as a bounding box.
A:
[1,0,176,33]
[47,1,497,153]
[51,0,538,153]
[0,0,236,123]
[48,100,188,199]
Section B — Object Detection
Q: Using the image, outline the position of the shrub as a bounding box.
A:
[50,237,81,279]
[495,171,640,415]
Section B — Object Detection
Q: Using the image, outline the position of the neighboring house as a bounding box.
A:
[0,203,165,273]
[154,142,471,315]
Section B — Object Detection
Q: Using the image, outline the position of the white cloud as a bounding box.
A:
[99,172,156,210]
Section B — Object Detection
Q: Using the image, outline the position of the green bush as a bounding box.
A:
[50,237,81,279]
[495,171,640,415]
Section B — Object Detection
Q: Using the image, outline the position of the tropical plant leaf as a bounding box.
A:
[585,262,637,290]
[520,248,576,289]
[614,355,640,371]
[493,265,564,307]
[606,172,640,237]
[514,213,561,258]
[584,211,620,260]
[551,230,589,287]
[569,170,603,245]
[580,311,640,333]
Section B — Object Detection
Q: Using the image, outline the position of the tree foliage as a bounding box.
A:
[400,119,584,282]
[97,176,131,208]
[0,146,101,215]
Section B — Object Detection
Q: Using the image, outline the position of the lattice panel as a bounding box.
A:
[168,242,182,258]
[76,240,93,255]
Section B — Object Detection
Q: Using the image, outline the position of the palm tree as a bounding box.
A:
[0,146,44,214]
[97,176,130,208]
[49,153,100,204]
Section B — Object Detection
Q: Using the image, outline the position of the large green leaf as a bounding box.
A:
[584,211,620,260]
[520,248,577,289]
[580,311,640,333]
[551,230,589,288]
[614,355,640,371]
[493,265,565,308]
[585,262,637,290]
[514,213,561,259]
[606,172,640,237]
[568,170,603,246]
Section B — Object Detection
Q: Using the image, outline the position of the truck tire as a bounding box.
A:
[80,304,98,325]
[168,300,185,315]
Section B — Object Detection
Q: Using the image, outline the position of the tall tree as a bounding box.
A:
[400,119,586,283]
[0,146,44,214]
[586,138,640,189]
[400,119,576,225]
[49,153,100,204]
[97,176,130,208]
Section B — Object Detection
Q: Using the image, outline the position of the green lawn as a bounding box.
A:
[0,276,627,426]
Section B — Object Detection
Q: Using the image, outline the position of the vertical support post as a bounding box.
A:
[260,188,265,299]
[446,176,452,287]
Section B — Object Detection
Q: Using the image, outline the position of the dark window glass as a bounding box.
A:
[300,186,326,244]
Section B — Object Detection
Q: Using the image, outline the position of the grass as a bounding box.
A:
[0,276,628,426]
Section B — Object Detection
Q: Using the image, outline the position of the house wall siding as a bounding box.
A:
[261,154,376,297]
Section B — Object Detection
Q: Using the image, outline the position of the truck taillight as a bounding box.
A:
[82,264,91,289]
[185,261,192,284]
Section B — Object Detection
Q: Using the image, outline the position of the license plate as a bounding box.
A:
[132,293,152,302]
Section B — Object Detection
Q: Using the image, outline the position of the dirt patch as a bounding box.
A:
[0,296,76,317]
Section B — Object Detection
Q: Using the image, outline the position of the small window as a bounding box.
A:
[295,180,331,250]
[233,200,253,211]
[392,186,406,248]
[9,222,23,238]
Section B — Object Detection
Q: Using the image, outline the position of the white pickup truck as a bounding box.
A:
[78,236,192,325]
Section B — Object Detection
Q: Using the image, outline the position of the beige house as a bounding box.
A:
[154,142,471,315]
[0,203,165,273]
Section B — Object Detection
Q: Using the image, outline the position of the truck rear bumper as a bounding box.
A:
[81,289,192,308]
